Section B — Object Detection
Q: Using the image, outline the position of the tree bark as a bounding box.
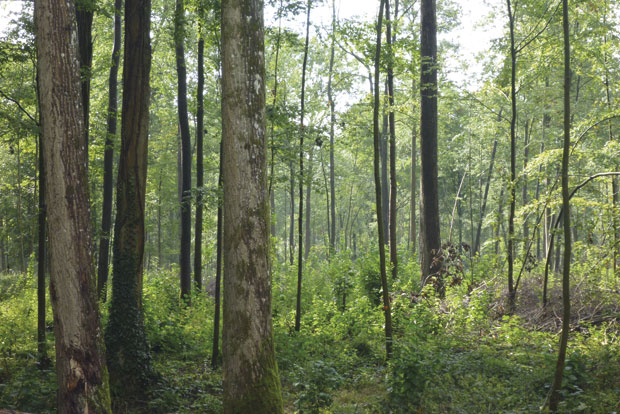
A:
[36,99,47,366]
[386,0,398,280]
[373,0,393,359]
[97,0,122,301]
[506,0,517,308]
[175,0,193,303]
[328,0,337,254]
[296,0,311,332]
[104,0,155,403]
[221,0,284,409]
[289,160,295,265]
[34,0,112,409]
[549,0,571,408]
[76,0,93,166]
[212,141,223,369]
[420,0,441,289]
[194,15,205,291]
[409,78,417,256]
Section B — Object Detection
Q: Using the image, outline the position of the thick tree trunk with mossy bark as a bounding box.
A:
[221,0,284,411]
[34,0,111,411]
[104,0,155,405]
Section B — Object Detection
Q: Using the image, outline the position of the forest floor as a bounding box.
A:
[1,259,619,413]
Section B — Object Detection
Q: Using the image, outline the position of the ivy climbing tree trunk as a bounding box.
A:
[34,0,112,410]
[104,0,155,404]
[221,0,284,409]
[97,0,122,301]
[175,0,193,302]
[420,0,441,290]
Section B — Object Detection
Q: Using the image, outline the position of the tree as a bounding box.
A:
[175,0,193,302]
[328,0,337,254]
[548,0,571,408]
[194,5,205,291]
[104,0,155,404]
[97,0,123,301]
[373,0,393,359]
[34,0,112,410]
[76,0,93,165]
[419,0,441,289]
[221,0,284,410]
[296,0,311,332]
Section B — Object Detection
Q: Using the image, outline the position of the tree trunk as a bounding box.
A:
[36,103,47,366]
[386,0,398,280]
[549,0,571,408]
[474,139,497,254]
[221,0,284,409]
[175,0,192,303]
[409,78,417,257]
[194,16,205,291]
[104,0,155,403]
[97,0,122,301]
[381,104,389,242]
[212,141,223,369]
[304,146,313,260]
[296,0,311,332]
[420,0,441,290]
[522,119,531,254]
[35,0,112,409]
[373,0,393,359]
[289,160,295,265]
[506,0,517,308]
[328,0,337,254]
[76,0,93,166]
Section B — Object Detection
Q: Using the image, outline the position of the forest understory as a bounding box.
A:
[1,253,619,414]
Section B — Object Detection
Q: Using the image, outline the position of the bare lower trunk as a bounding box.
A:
[221,0,283,409]
[35,0,111,409]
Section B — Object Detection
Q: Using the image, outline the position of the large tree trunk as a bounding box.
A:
[373,0,393,359]
[34,0,112,410]
[296,0,311,332]
[194,16,205,291]
[97,0,122,301]
[420,0,441,290]
[549,0,571,409]
[104,0,154,404]
[175,0,193,302]
[221,0,284,410]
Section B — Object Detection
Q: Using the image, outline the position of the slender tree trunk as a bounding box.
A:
[76,0,93,166]
[522,119,531,254]
[474,139,497,254]
[409,78,417,257]
[495,187,505,256]
[381,102,389,242]
[212,141,223,369]
[420,0,441,290]
[506,0,517,308]
[16,137,25,273]
[194,17,205,291]
[221,0,284,408]
[35,0,112,409]
[105,0,155,402]
[386,0,398,280]
[157,170,163,266]
[328,0,337,254]
[549,1,571,408]
[295,0,311,332]
[36,105,47,366]
[304,146,313,260]
[97,0,122,301]
[536,142,544,260]
[373,0,393,359]
[289,160,295,265]
[175,0,192,303]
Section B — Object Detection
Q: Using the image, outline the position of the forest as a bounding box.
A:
[0,0,619,412]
